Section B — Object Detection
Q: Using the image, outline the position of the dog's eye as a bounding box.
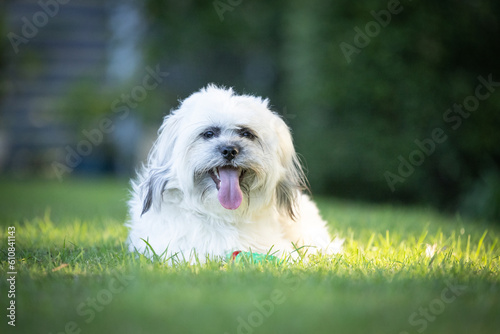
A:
[201,127,221,140]
[203,131,215,139]
[240,130,256,140]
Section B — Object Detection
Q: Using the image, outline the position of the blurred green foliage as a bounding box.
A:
[0,7,8,101]
[139,0,500,220]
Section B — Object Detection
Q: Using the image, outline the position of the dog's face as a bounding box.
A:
[141,86,306,219]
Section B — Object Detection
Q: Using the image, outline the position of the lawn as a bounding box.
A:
[0,177,499,334]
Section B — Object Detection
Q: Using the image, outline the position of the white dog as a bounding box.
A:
[126,85,340,263]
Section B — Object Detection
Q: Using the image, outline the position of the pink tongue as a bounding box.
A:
[217,167,243,210]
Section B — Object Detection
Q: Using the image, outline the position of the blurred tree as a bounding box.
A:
[141,0,500,220]
[0,6,7,100]
[140,0,285,108]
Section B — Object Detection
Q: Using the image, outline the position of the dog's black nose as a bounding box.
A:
[220,145,239,161]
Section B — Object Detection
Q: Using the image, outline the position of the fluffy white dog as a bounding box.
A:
[126,85,340,263]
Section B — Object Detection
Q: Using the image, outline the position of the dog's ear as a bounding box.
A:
[140,112,182,215]
[141,166,170,216]
[276,155,308,221]
[273,114,308,221]
[150,111,182,166]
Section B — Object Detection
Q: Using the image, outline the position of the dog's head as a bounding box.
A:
[140,85,307,219]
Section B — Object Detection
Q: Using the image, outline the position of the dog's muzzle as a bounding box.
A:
[220,145,239,162]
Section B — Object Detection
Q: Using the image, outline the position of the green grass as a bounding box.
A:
[0,178,499,334]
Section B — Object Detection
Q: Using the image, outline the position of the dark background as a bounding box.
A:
[1,0,499,221]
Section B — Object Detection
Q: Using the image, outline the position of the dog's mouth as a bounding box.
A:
[209,166,246,210]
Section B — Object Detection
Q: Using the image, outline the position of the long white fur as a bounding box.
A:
[126,85,341,263]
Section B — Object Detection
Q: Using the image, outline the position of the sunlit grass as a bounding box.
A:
[0,178,498,334]
[7,207,498,280]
